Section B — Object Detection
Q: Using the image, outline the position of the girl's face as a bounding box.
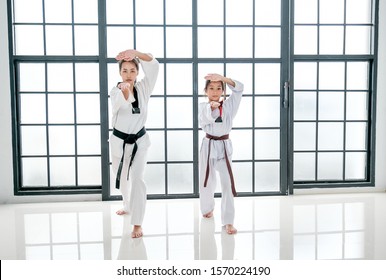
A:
[205,81,223,102]
[120,61,138,84]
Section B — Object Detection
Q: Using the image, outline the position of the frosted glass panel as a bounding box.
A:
[50,157,76,186]
[294,92,316,120]
[198,28,224,58]
[347,62,369,90]
[45,26,73,55]
[346,92,368,120]
[255,97,280,127]
[48,94,74,124]
[255,162,280,192]
[233,96,252,127]
[255,0,281,25]
[73,0,98,23]
[226,63,253,94]
[167,131,193,161]
[77,126,101,154]
[74,26,99,56]
[255,28,281,58]
[136,27,164,59]
[319,62,345,90]
[345,152,366,180]
[317,152,343,180]
[197,0,223,24]
[294,123,316,151]
[145,164,165,194]
[166,28,192,58]
[231,130,252,160]
[226,28,253,58]
[77,157,101,185]
[19,64,45,92]
[136,0,163,24]
[318,92,344,120]
[294,205,316,233]
[20,94,46,124]
[346,27,371,55]
[166,64,192,95]
[106,27,134,58]
[346,0,372,24]
[106,0,133,24]
[318,123,344,150]
[47,63,74,92]
[22,158,48,186]
[255,64,280,94]
[76,94,100,123]
[346,123,367,150]
[294,62,317,90]
[294,153,316,181]
[294,26,317,55]
[166,0,192,24]
[147,131,165,161]
[44,0,72,23]
[15,25,44,55]
[14,0,43,22]
[147,98,165,128]
[75,63,100,92]
[319,26,344,55]
[168,164,193,194]
[167,98,192,128]
[21,126,47,155]
[24,214,50,244]
[255,129,280,160]
[294,0,317,24]
[49,126,75,155]
[319,0,344,24]
[226,0,253,24]
[232,162,252,193]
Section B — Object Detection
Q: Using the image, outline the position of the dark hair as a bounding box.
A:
[204,80,225,91]
[118,58,139,72]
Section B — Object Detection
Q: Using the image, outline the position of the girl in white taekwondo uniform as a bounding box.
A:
[110,49,159,238]
[199,73,244,235]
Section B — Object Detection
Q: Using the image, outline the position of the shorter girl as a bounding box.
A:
[199,73,244,235]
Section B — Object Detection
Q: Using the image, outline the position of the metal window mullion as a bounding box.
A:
[343,62,348,180]
[315,62,320,181]
[162,0,169,196]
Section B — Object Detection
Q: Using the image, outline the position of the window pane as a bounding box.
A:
[147,98,165,128]
[226,28,253,58]
[318,123,344,150]
[167,131,193,161]
[255,28,281,58]
[255,0,281,25]
[294,0,317,24]
[106,0,133,24]
[319,0,344,24]
[345,152,367,180]
[166,28,192,58]
[20,94,46,124]
[346,92,368,120]
[48,94,74,124]
[319,26,344,55]
[254,97,280,127]
[106,27,134,58]
[347,62,369,90]
[318,92,344,120]
[50,157,76,186]
[255,162,280,192]
[226,0,253,25]
[166,64,192,95]
[49,126,75,155]
[75,63,100,92]
[231,129,252,160]
[146,164,165,195]
[46,26,73,55]
[15,25,44,55]
[294,62,317,90]
[167,98,192,128]
[319,62,345,90]
[136,27,164,59]
[346,26,372,55]
[77,125,101,154]
[168,164,193,194]
[74,0,98,23]
[198,28,224,58]
[233,162,252,193]
[317,152,343,180]
[77,157,101,185]
[226,63,253,94]
[21,126,47,155]
[255,129,280,160]
[346,0,372,24]
[294,152,316,181]
[22,158,48,186]
[14,0,43,23]
[74,26,99,56]
[166,0,192,24]
[255,63,280,94]
[294,26,317,55]
[47,63,74,92]
[294,92,317,121]
[147,131,165,161]
[197,0,223,25]
[44,0,72,23]
[233,96,253,127]
[136,0,163,24]
[294,123,316,151]
[76,94,100,123]
[346,123,367,150]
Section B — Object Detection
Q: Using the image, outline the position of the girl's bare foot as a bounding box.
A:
[203,211,213,218]
[225,224,237,235]
[116,209,127,215]
[131,225,143,238]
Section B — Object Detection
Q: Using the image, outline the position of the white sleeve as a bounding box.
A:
[110,87,131,115]
[224,79,244,119]
[199,102,216,127]
[136,55,159,99]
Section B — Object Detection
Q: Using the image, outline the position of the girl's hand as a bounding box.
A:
[210,101,221,109]
[204,73,224,82]
[118,82,131,91]
[116,49,138,61]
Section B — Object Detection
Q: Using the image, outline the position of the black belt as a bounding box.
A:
[113,127,146,189]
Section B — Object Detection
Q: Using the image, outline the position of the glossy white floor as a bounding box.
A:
[1,192,386,260]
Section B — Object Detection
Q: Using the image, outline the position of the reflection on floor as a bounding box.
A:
[1,192,386,260]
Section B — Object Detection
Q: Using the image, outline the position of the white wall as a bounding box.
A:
[0,0,385,204]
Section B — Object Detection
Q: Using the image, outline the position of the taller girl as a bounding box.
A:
[110,49,159,238]
[199,73,244,235]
